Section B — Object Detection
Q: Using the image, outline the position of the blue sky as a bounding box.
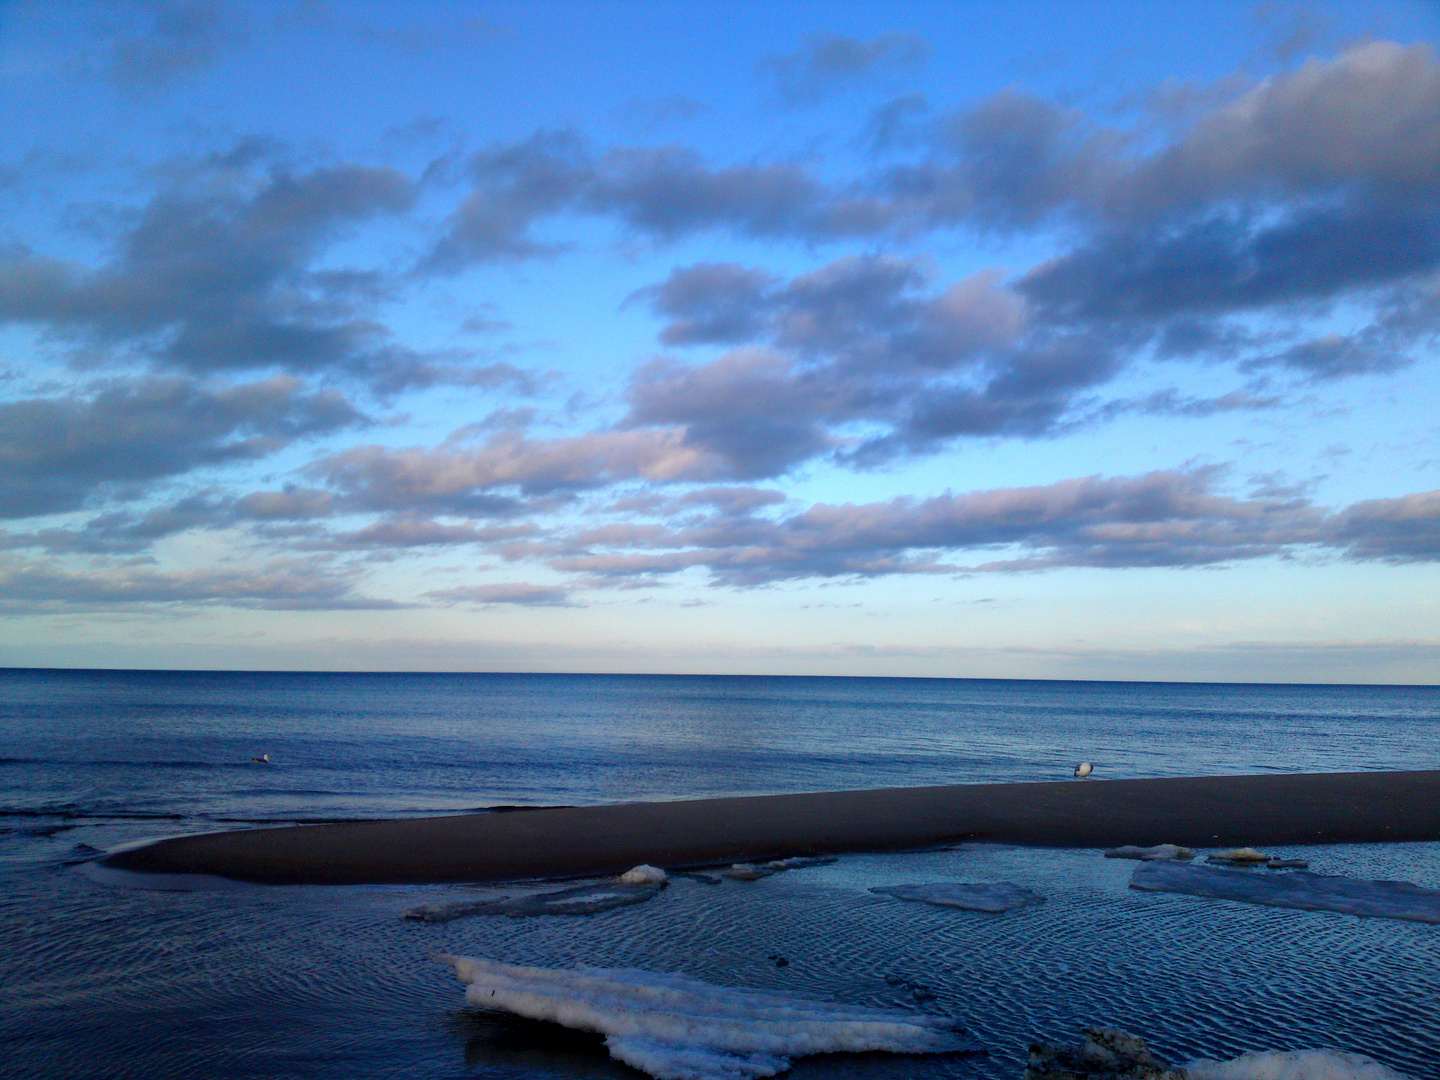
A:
[1,0,1437,681]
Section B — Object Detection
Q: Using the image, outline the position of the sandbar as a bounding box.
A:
[103,770,1440,885]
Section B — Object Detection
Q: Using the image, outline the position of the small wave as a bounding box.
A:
[0,804,183,821]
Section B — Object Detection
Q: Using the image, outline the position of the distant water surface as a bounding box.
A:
[1,670,1437,1080]
[2,669,1437,824]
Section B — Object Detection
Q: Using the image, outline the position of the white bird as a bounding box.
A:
[1074,761,1093,778]
[252,753,271,764]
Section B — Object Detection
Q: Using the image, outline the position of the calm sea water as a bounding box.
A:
[2,669,1438,1079]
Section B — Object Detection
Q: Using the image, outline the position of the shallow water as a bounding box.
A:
[2,670,1438,1078]
[4,836,1438,1079]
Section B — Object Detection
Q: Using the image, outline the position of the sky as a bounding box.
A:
[0,0,1437,682]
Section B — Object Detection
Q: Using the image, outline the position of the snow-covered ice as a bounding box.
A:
[1130,861,1440,923]
[870,881,1045,912]
[1185,1048,1412,1080]
[435,953,973,1080]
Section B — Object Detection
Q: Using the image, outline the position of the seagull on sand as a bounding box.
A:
[252,753,271,764]
[1074,761,1093,778]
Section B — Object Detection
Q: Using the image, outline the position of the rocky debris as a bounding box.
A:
[1105,844,1194,861]
[1024,1027,1188,1080]
[617,864,667,884]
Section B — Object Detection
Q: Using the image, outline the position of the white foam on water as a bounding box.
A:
[435,954,971,1080]
[1185,1048,1413,1080]
[869,881,1045,912]
[1130,861,1440,923]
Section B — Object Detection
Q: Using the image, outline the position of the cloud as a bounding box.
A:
[761,34,929,104]
[0,495,230,554]
[512,471,1440,588]
[0,554,402,612]
[0,375,364,519]
[1330,491,1440,561]
[421,39,1439,279]
[0,146,514,392]
[101,1,239,92]
[625,255,1113,469]
[424,582,577,607]
[601,42,1440,476]
[318,517,536,551]
[309,428,732,512]
[542,468,1326,585]
[1019,204,1440,324]
[423,131,895,271]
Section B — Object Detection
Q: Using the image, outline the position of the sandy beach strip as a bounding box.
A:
[104,770,1440,885]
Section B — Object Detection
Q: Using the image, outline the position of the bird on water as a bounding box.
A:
[1073,761,1093,778]
[252,753,271,764]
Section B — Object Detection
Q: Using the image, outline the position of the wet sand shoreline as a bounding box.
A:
[103,770,1440,885]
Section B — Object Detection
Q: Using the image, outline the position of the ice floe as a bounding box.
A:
[1185,1048,1412,1080]
[404,868,667,922]
[1104,844,1194,861]
[435,953,973,1080]
[1130,861,1440,923]
[720,856,837,881]
[870,881,1045,912]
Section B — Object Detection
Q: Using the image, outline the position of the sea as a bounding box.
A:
[1,669,1438,1080]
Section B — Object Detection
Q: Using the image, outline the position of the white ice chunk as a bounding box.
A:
[1104,844,1194,861]
[435,954,971,1080]
[1130,861,1440,923]
[619,864,669,884]
[870,882,1045,912]
[1186,1048,1412,1080]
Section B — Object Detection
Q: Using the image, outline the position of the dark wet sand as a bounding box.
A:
[105,770,1440,885]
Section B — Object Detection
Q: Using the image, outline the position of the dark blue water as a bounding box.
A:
[4,669,1437,824]
[2,670,1438,1080]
